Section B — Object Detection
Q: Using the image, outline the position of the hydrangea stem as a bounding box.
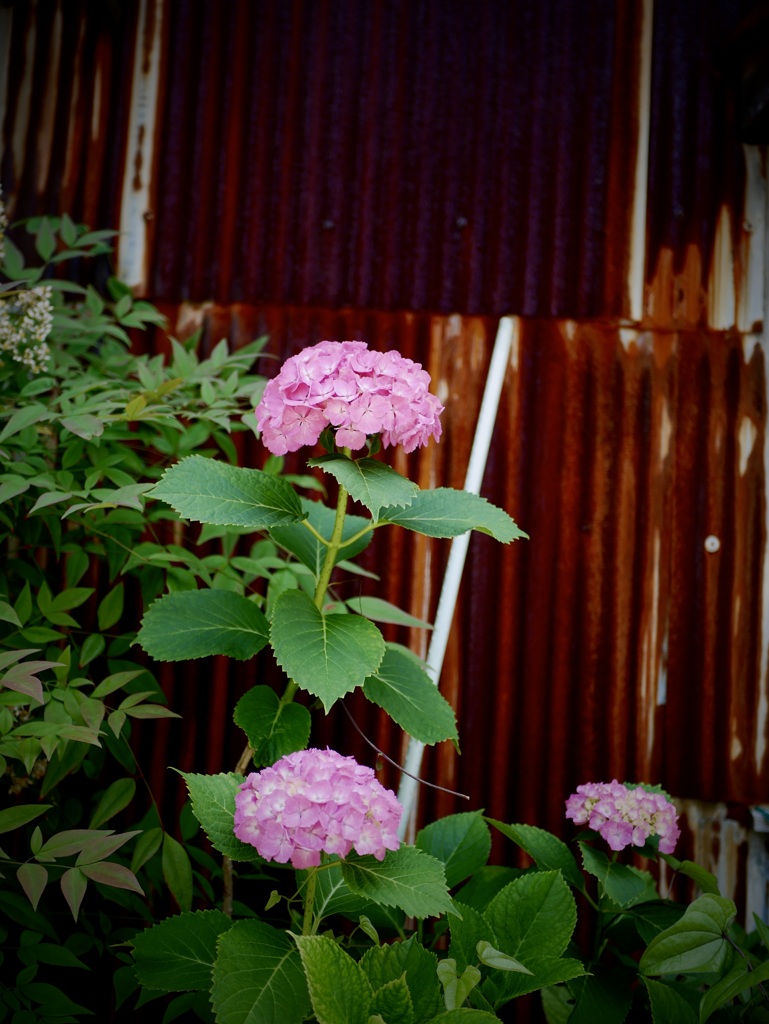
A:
[313,474,349,609]
[302,866,318,935]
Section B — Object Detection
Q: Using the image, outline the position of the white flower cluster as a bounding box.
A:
[0,286,53,373]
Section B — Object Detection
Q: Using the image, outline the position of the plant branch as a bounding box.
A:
[339,701,470,801]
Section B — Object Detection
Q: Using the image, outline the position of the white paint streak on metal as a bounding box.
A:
[707,206,736,330]
[619,328,637,352]
[397,317,517,836]
[677,800,746,903]
[738,416,758,477]
[629,0,653,323]
[117,0,163,291]
[738,145,767,333]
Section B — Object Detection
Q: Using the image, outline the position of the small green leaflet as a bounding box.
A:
[131,909,233,992]
[363,643,458,748]
[379,488,527,543]
[137,590,270,661]
[341,845,456,920]
[212,919,310,1024]
[179,772,263,862]
[270,590,385,711]
[149,455,305,528]
[579,842,657,908]
[308,453,419,518]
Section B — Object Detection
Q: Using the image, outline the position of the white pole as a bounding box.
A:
[397,316,517,839]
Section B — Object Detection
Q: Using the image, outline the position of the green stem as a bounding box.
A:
[313,478,349,609]
[302,867,318,935]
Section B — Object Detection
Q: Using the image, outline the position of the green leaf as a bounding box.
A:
[448,901,499,973]
[0,600,22,627]
[211,919,310,1024]
[363,644,458,748]
[486,820,584,892]
[359,934,443,1024]
[180,772,263,861]
[138,589,270,661]
[296,860,372,921]
[80,860,144,893]
[150,455,305,528]
[61,413,105,439]
[416,812,491,889]
[379,489,527,543]
[698,959,769,1021]
[660,855,720,896]
[341,845,456,919]
[566,965,634,1024]
[579,843,657,908]
[438,959,482,1011]
[98,583,124,630]
[90,777,136,827]
[308,454,419,517]
[293,933,372,1024]
[485,871,577,967]
[641,978,698,1024]
[269,498,373,575]
[16,863,48,911]
[639,894,737,976]
[163,832,193,912]
[345,596,432,628]
[233,685,311,767]
[79,632,106,666]
[16,981,93,1017]
[370,975,414,1024]
[476,940,532,974]
[271,590,385,711]
[132,909,233,991]
[0,803,52,835]
[60,866,87,919]
[0,403,49,442]
[427,1011,503,1022]
[131,827,163,873]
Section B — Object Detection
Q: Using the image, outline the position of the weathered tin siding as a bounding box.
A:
[1,0,768,906]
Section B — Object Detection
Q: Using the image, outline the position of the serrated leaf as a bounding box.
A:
[448,901,499,973]
[180,772,263,861]
[641,978,698,1024]
[363,643,458,748]
[132,909,233,991]
[150,455,305,528]
[485,871,577,967]
[486,820,585,892]
[579,842,657,908]
[639,894,736,976]
[296,859,372,921]
[308,454,419,517]
[138,589,270,661]
[359,934,443,1024]
[271,590,385,711]
[379,488,527,543]
[370,975,414,1024]
[416,812,491,889]
[341,845,455,919]
[211,919,310,1024]
[294,933,372,1024]
[233,685,311,767]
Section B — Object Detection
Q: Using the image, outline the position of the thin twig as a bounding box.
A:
[340,701,470,801]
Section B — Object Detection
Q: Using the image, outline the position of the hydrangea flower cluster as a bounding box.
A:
[565,779,680,854]
[234,747,403,869]
[0,286,53,373]
[256,340,443,456]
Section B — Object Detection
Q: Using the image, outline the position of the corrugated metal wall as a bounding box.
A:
[2,0,768,882]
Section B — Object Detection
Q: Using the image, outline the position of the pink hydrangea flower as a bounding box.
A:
[233,747,403,869]
[255,340,444,455]
[565,779,680,854]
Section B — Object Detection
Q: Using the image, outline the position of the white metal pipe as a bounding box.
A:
[397,316,517,838]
